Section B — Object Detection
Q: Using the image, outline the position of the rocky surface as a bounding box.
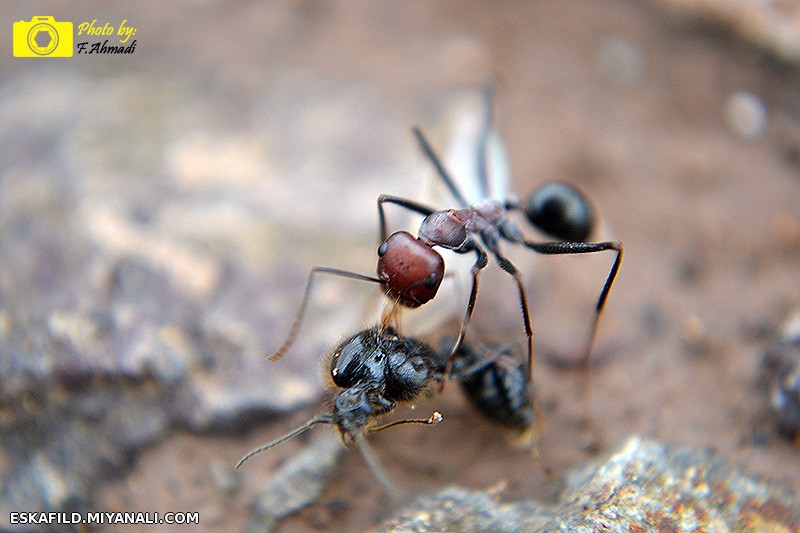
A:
[381,437,800,532]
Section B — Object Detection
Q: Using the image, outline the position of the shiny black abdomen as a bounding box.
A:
[450,340,534,430]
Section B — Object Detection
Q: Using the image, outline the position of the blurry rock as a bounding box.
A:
[761,310,800,437]
[245,432,344,533]
[0,69,383,529]
[381,437,799,532]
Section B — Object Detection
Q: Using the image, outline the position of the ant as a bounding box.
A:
[236,325,445,497]
[267,86,622,395]
[376,86,623,388]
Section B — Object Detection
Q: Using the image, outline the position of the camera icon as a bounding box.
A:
[13,16,73,57]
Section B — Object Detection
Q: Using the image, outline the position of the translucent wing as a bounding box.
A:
[441,90,511,206]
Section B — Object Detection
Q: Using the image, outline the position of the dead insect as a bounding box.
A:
[236,326,444,496]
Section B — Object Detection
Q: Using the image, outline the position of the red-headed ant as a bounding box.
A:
[267,87,622,395]
[376,87,623,389]
[239,89,624,498]
[236,325,445,497]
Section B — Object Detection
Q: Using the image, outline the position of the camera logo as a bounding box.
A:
[13,16,73,57]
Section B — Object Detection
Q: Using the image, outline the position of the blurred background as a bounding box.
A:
[1,1,799,531]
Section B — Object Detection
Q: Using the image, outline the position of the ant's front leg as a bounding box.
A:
[441,239,488,391]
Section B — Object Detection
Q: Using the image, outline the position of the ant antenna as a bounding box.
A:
[268,266,383,362]
[353,430,401,498]
[235,414,333,469]
[370,411,443,432]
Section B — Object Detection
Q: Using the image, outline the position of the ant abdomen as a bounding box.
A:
[524,181,595,242]
[449,339,534,431]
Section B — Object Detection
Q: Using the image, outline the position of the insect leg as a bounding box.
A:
[485,245,535,386]
[522,239,624,366]
[411,126,469,208]
[441,241,489,390]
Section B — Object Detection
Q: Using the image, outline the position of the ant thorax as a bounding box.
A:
[471,198,505,224]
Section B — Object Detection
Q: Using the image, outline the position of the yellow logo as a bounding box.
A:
[13,16,73,57]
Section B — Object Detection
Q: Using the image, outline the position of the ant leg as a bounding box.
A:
[411,127,469,208]
[268,266,383,362]
[484,246,535,386]
[353,431,401,498]
[377,194,437,242]
[441,243,489,391]
[522,239,624,366]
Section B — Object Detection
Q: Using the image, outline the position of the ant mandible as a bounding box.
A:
[376,86,623,388]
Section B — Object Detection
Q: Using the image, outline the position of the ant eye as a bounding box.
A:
[378,242,388,257]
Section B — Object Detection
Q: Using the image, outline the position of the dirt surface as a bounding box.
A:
[3,1,800,532]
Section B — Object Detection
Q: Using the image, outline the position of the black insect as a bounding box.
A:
[448,338,535,433]
[376,86,624,388]
[236,326,445,496]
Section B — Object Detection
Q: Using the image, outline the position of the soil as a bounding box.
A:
[4,1,800,532]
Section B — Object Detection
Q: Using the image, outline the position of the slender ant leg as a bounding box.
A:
[484,245,535,385]
[522,239,624,366]
[441,243,488,390]
[267,266,383,362]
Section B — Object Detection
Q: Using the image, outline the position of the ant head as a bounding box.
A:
[377,231,444,308]
[331,327,382,389]
[332,386,376,436]
[524,181,595,242]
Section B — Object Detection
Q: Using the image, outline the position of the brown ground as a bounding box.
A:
[8,0,799,531]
